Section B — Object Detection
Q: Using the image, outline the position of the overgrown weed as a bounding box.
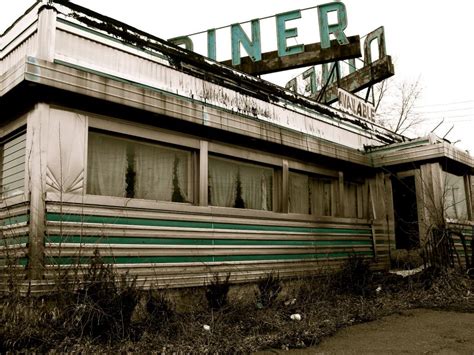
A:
[256,272,282,308]
[205,272,231,310]
[1,258,472,353]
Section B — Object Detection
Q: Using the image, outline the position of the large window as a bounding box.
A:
[1,131,26,198]
[288,171,334,216]
[208,156,273,210]
[444,172,468,220]
[344,182,364,218]
[87,132,192,202]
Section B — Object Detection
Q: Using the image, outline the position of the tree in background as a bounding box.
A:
[374,77,424,135]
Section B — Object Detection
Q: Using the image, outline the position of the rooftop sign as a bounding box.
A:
[337,88,375,121]
[285,26,395,105]
[169,2,361,75]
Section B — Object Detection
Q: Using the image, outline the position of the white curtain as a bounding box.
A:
[311,178,333,217]
[134,143,189,202]
[87,133,127,197]
[209,157,273,210]
[208,158,238,207]
[88,133,190,202]
[240,164,272,210]
[344,182,358,218]
[289,172,310,214]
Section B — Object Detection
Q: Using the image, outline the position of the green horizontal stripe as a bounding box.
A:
[1,214,29,226]
[0,257,28,266]
[47,213,371,235]
[45,251,372,265]
[19,257,28,266]
[46,235,372,247]
[1,236,28,246]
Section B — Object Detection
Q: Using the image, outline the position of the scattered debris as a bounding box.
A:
[290,314,302,321]
[389,265,426,278]
[284,298,297,306]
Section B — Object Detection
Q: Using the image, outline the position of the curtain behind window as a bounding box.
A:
[208,158,238,207]
[87,133,127,197]
[344,182,358,218]
[209,157,273,210]
[310,178,333,217]
[134,143,189,202]
[289,172,310,214]
[88,132,190,202]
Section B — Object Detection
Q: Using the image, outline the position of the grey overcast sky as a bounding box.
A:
[2,1,473,153]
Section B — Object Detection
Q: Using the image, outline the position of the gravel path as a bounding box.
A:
[259,309,474,354]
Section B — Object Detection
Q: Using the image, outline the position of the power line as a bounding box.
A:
[413,99,474,108]
[421,113,474,121]
[413,106,474,114]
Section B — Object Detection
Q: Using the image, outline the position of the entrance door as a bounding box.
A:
[392,176,419,249]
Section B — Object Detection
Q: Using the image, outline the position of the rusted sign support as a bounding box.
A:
[312,55,395,104]
[220,36,361,76]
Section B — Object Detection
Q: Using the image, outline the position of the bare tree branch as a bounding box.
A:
[374,77,424,135]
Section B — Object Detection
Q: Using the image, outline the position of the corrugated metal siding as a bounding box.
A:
[1,132,26,198]
[0,32,38,75]
[448,223,473,267]
[44,201,375,287]
[0,201,29,276]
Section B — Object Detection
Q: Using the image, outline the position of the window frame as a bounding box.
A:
[288,169,338,217]
[207,153,277,211]
[87,129,196,204]
[0,129,27,200]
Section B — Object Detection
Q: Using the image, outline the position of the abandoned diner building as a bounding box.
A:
[0,0,473,290]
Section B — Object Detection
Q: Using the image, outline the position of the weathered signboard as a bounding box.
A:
[285,26,394,104]
[170,2,361,75]
[337,88,375,121]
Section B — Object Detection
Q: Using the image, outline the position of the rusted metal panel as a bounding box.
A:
[313,55,395,104]
[22,58,386,160]
[221,36,361,75]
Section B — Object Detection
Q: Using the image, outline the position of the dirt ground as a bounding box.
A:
[259,309,474,354]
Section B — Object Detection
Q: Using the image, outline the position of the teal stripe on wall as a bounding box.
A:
[45,235,372,246]
[46,213,371,235]
[1,214,29,226]
[0,257,28,266]
[0,235,28,246]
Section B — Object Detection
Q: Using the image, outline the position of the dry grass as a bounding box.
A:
[1,258,473,353]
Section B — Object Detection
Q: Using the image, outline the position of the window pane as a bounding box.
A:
[1,133,26,198]
[445,172,467,220]
[87,132,191,202]
[344,182,358,218]
[134,142,191,202]
[87,133,127,197]
[289,172,310,214]
[209,156,273,210]
[311,177,334,217]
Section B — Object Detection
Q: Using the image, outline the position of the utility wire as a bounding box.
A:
[413,106,474,114]
[413,99,474,108]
